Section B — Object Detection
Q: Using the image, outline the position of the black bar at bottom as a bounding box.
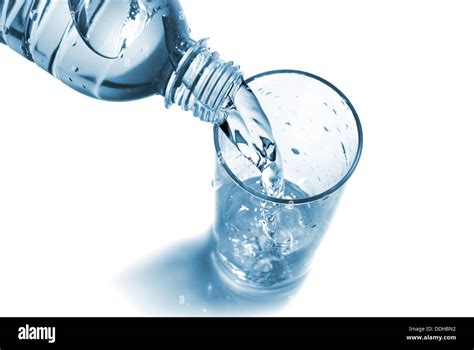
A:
[0,317,473,348]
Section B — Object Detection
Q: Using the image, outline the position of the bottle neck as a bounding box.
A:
[164,39,243,124]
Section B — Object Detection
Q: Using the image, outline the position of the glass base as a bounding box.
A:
[211,249,307,297]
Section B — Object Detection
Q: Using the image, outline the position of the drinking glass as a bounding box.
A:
[212,70,363,292]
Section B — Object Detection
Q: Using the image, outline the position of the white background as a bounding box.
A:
[1,0,473,316]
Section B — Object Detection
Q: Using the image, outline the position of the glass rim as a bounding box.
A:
[213,69,363,205]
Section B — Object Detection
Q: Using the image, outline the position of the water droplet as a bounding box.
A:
[29,10,38,21]
[310,224,317,228]
[291,148,300,155]
[71,41,77,47]
[71,66,79,72]
[332,108,338,115]
[81,84,86,89]
[341,142,348,163]
[285,122,292,126]
[68,77,73,82]
[323,126,329,132]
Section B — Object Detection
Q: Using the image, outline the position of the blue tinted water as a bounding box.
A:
[214,179,325,290]
[1,0,189,100]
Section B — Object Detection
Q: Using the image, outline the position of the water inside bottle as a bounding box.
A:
[69,0,155,59]
[2,0,185,100]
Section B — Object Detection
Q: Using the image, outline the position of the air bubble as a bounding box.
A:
[238,205,250,212]
[253,258,273,273]
[273,230,294,255]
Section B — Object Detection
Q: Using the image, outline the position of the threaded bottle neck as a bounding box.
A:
[164,39,243,124]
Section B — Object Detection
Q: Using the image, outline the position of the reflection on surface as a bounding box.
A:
[120,232,302,316]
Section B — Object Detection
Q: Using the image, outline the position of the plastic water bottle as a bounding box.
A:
[0,0,244,124]
[0,0,285,201]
